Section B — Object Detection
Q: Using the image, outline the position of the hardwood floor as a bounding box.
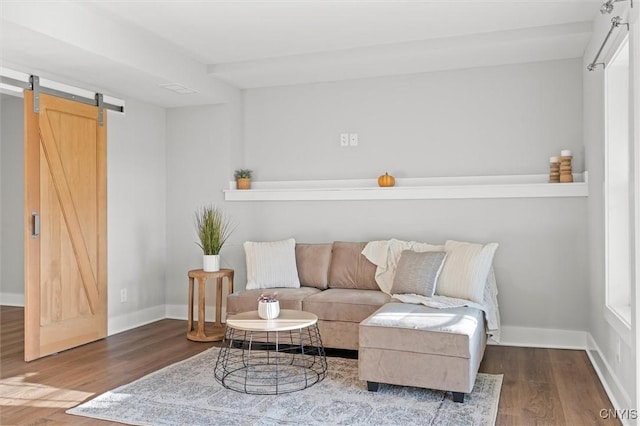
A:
[0,306,620,425]
[481,345,620,425]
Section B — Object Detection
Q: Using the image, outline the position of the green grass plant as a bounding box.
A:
[194,206,234,255]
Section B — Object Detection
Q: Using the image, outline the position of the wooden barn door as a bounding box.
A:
[24,90,107,361]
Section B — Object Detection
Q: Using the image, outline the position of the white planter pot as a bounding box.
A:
[203,254,220,272]
[258,300,280,319]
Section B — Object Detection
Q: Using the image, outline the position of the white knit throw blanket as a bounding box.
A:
[362,239,501,343]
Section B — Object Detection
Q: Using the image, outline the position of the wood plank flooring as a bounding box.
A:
[0,306,620,425]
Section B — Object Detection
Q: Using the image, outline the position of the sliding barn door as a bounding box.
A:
[24,90,107,361]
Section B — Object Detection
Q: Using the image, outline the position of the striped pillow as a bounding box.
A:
[244,238,301,290]
[436,240,498,303]
[391,250,448,297]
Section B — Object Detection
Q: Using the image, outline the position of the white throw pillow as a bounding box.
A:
[244,238,301,290]
[436,240,498,303]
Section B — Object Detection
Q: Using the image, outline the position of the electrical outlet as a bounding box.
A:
[340,133,349,147]
[349,133,358,146]
[120,288,127,303]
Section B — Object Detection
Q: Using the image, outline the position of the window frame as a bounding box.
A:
[603,33,632,344]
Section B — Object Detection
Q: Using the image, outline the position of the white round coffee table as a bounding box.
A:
[214,309,327,395]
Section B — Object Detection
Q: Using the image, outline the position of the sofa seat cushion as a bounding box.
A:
[302,289,390,323]
[359,302,484,359]
[227,287,321,315]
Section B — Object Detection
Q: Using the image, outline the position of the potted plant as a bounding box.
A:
[234,169,252,190]
[194,205,233,272]
[257,292,280,319]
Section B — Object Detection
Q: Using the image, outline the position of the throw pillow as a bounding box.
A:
[436,240,499,303]
[362,239,444,295]
[391,250,448,297]
[244,238,301,290]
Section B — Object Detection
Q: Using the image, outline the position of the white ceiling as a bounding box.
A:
[0,0,602,107]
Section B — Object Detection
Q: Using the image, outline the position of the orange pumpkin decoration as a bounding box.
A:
[378,172,395,187]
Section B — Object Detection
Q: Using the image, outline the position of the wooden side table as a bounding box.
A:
[187,268,234,342]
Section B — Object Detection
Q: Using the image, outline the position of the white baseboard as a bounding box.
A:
[107,305,166,336]
[0,292,24,306]
[165,304,225,322]
[490,325,588,349]
[165,304,188,320]
[586,334,634,426]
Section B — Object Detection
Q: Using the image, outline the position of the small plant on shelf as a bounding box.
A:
[258,292,278,303]
[234,169,253,190]
[234,169,252,179]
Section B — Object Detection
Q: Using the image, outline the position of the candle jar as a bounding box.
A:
[549,157,560,183]
[559,156,573,183]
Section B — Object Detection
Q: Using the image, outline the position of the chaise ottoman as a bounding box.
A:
[358,302,487,403]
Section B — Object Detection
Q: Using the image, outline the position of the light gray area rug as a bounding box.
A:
[67,347,502,425]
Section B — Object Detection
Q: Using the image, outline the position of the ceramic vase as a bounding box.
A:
[258,300,280,319]
[203,254,220,272]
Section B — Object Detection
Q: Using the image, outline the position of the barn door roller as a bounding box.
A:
[0,74,123,125]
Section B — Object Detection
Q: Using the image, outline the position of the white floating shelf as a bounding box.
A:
[224,173,588,201]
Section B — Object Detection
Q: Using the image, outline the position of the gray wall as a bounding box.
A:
[0,95,24,304]
[245,59,584,180]
[107,99,168,328]
[237,59,589,332]
[164,100,252,319]
[0,56,599,356]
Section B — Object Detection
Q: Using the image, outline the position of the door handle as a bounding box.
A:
[31,211,39,239]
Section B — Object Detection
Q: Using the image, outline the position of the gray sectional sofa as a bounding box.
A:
[226,241,487,402]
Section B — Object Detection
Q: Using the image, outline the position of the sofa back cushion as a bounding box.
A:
[295,243,333,290]
[328,242,378,290]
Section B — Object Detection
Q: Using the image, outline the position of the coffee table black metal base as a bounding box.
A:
[214,313,327,395]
